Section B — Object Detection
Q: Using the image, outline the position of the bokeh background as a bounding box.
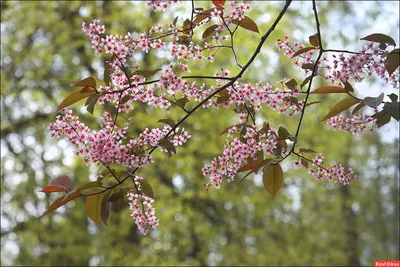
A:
[1,1,399,266]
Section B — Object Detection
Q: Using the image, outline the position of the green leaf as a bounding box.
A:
[56,89,97,112]
[120,95,130,105]
[108,187,130,202]
[305,101,321,107]
[291,47,315,58]
[158,119,175,127]
[301,158,309,168]
[173,16,179,26]
[361,33,396,46]
[363,93,384,108]
[177,34,191,44]
[309,33,319,47]
[311,85,347,94]
[175,97,189,109]
[299,148,316,153]
[301,63,315,71]
[111,198,124,213]
[140,179,154,199]
[386,48,400,76]
[101,191,111,226]
[70,77,97,89]
[216,94,230,103]
[262,163,284,199]
[300,75,313,89]
[85,192,106,226]
[219,123,248,136]
[320,98,360,122]
[288,97,299,107]
[86,94,100,115]
[202,24,218,39]
[76,181,103,193]
[285,79,298,89]
[232,16,259,34]
[278,126,290,139]
[158,138,176,156]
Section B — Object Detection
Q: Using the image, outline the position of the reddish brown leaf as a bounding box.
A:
[311,85,347,94]
[40,185,67,193]
[343,80,354,92]
[291,47,316,58]
[352,102,366,115]
[232,16,259,34]
[56,89,97,111]
[237,158,273,173]
[193,8,213,25]
[212,0,226,9]
[79,86,96,94]
[50,175,72,191]
[41,190,82,217]
[202,24,218,39]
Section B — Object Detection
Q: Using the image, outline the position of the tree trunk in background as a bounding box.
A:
[340,118,360,265]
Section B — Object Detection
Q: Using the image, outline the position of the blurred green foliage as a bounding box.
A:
[1,1,398,266]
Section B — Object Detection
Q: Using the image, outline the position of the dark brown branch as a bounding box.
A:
[291,0,323,154]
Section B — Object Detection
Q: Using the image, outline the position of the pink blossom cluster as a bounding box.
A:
[327,44,399,88]
[208,80,304,116]
[276,35,317,66]
[276,35,399,88]
[202,124,278,189]
[48,109,190,167]
[136,125,191,148]
[127,176,159,235]
[82,19,166,62]
[226,1,252,21]
[146,0,179,12]
[294,153,357,185]
[327,114,378,134]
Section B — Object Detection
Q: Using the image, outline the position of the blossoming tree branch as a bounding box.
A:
[42,0,399,235]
